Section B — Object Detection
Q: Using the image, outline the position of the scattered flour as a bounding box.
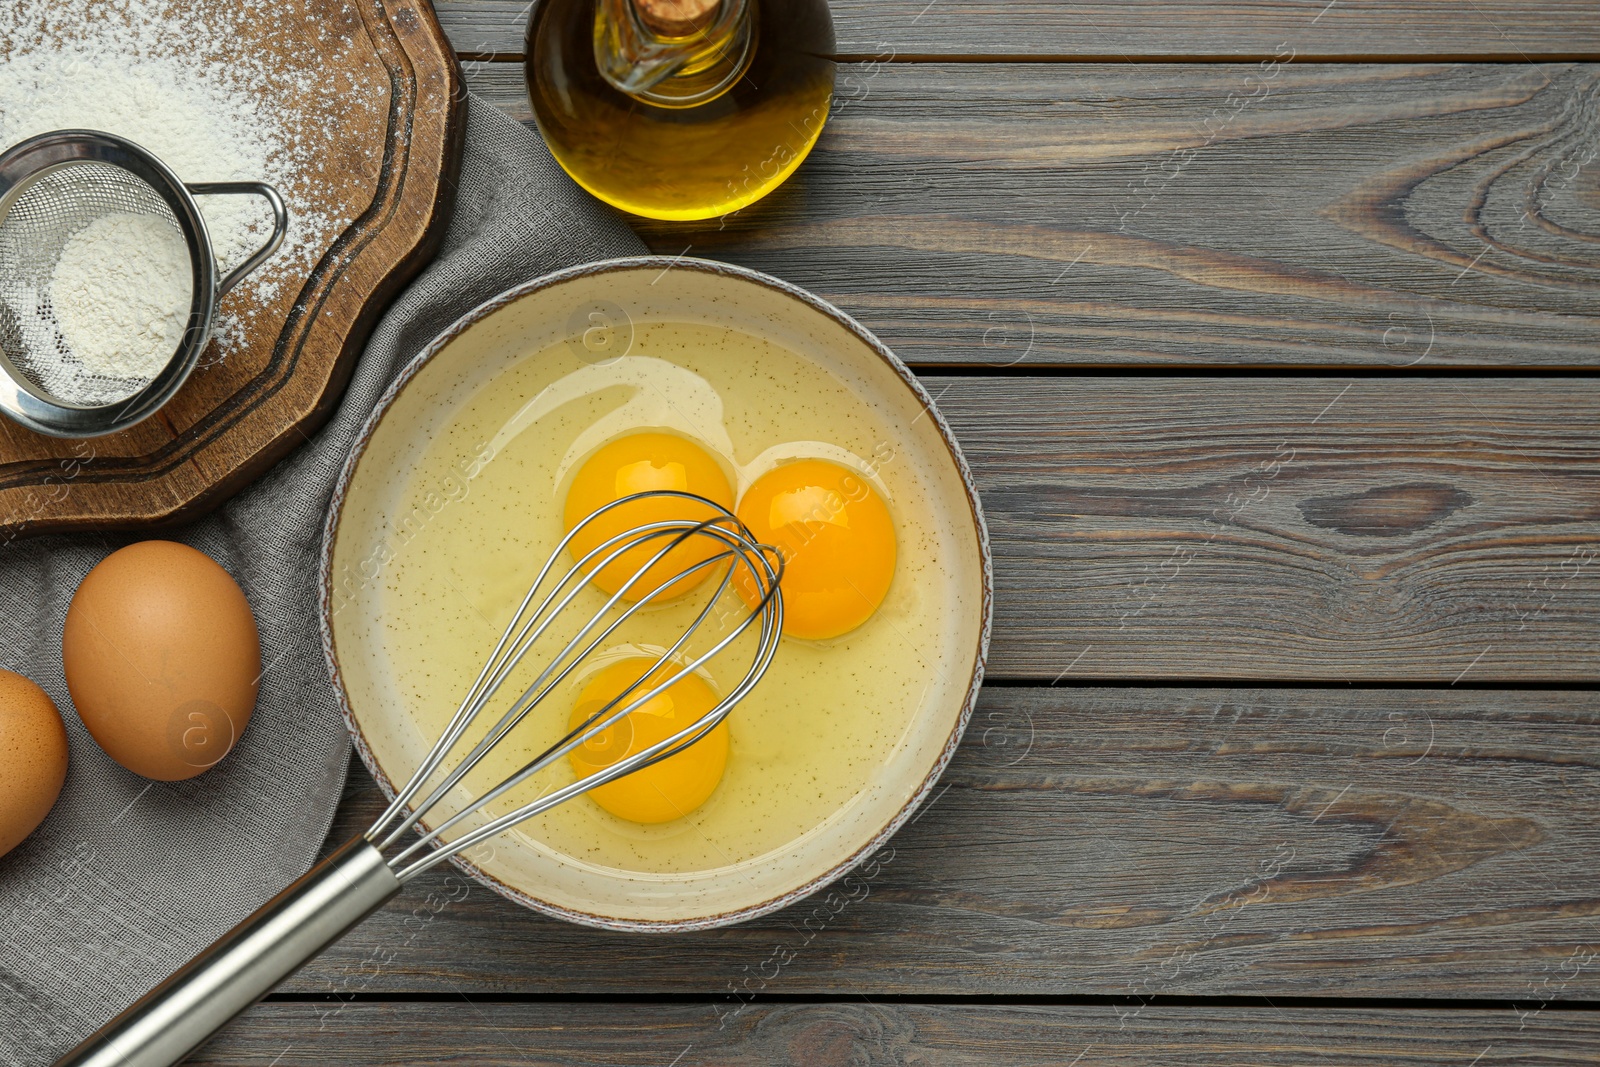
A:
[0,0,386,397]
[50,212,191,382]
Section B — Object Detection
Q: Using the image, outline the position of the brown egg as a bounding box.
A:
[63,541,261,781]
[0,668,70,858]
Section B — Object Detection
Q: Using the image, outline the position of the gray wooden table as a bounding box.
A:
[204,2,1600,1061]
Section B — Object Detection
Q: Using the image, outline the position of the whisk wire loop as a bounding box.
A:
[375,522,711,847]
[371,490,727,835]
[387,521,754,857]
[390,522,780,872]
[366,490,783,881]
[371,491,762,840]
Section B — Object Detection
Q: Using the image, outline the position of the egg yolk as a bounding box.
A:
[734,459,896,640]
[563,433,734,600]
[568,657,729,823]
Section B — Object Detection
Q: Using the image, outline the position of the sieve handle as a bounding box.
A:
[51,836,400,1067]
[187,180,289,298]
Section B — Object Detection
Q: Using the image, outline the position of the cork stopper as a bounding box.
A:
[634,0,721,35]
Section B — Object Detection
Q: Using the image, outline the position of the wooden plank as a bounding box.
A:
[465,61,1600,368]
[936,376,1600,682]
[203,1001,1600,1065]
[436,1,1600,59]
[291,687,1600,998]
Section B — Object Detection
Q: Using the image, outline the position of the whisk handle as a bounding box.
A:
[52,837,401,1067]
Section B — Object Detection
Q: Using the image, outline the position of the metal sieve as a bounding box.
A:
[0,129,287,438]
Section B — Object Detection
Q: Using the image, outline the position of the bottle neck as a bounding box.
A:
[594,0,756,107]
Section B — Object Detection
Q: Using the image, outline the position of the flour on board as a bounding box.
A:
[0,0,383,400]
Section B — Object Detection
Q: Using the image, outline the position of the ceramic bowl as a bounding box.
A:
[319,257,992,930]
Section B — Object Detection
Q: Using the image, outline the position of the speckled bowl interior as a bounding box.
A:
[321,258,992,930]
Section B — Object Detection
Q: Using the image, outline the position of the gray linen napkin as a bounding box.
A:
[0,96,645,1064]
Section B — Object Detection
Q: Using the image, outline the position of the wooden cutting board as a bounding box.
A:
[0,0,463,540]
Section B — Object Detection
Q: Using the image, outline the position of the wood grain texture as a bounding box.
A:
[0,0,464,539]
[466,60,1600,368]
[291,687,1600,998]
[933,376,1600,682]
[202,1002,1600,1065]
[437,0,1600,59]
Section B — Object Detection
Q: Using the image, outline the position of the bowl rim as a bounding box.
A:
[318,255,994,932]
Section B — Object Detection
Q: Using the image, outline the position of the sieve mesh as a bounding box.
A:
[0,161,194,406]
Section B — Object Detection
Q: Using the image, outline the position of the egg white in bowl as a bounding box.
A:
[321,258,992,930]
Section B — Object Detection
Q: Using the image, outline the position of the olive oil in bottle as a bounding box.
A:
[525,0,835,221]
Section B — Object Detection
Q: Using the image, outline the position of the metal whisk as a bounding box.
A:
[56,491,783,1067]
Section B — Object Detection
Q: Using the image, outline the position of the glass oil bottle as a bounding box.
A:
[525,0,836,221]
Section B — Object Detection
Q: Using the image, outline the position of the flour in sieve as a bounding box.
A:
[49,213,192,385]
